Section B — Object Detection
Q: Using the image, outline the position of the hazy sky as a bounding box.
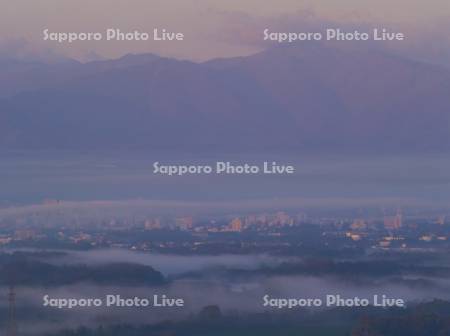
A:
[0,0,449,62]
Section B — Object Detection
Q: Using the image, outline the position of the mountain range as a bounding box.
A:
[1,43,449,152]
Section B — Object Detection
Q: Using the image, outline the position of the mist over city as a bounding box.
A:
[1,1,450,335]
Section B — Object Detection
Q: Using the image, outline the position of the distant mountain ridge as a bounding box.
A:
[1,43,449,152]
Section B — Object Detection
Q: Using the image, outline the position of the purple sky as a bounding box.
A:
[0,0,449,64]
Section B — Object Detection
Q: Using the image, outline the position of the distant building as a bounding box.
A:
[244,215,257,226]
[296,212,308,223]
[351,219,367,230]
[270,212,293,226]
[144,218,161,230]
[420,235,433,242]
[175,217,193,230]
[379,241,391,248]
[14,229,36,240]
[229,218,243,232]
[0,236,12,245]
[350,234,361,241]
[384,210,402,230]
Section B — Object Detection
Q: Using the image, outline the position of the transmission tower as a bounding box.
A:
[7,285,17,336]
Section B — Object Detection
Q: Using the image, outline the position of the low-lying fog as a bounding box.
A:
[56,249,281,276]
[1,248,449,334]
